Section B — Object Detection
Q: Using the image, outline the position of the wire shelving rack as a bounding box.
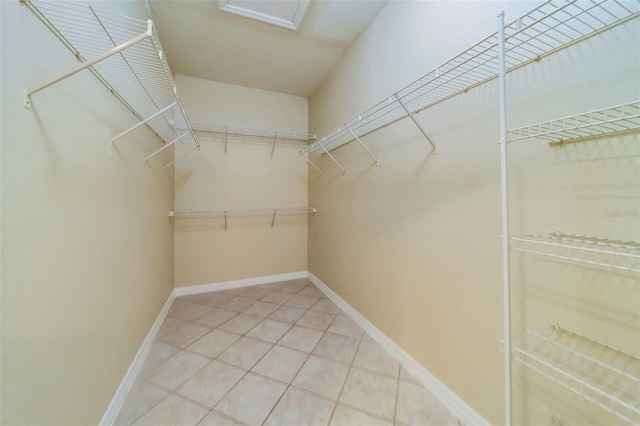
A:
[508,101,640,144]
[303,0,640,174]
[512,324,640,424]
[169,207,317,230]
[22,0,200,169]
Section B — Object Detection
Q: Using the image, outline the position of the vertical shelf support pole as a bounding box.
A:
[498,12,512,426]
[224,126,228,154]
[396,95,436,151]
[347,127,378,164]
[271,209,277,227]
[224,211,228,230]
[321,145,345,175]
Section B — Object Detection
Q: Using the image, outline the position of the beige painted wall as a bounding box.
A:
[1,1,175,424]
[308,1,639,424]
[173,75,309,287]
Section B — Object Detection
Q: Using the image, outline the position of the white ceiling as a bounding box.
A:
[149,0,389,97]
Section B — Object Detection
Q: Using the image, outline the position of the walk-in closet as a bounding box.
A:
[1,0,638,425]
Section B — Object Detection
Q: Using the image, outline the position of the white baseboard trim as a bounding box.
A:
[173,271,308,297]
[307,271,489,426]
[99,290,175,426]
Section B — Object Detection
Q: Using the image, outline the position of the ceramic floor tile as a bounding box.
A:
[251,345,307,383]
[140,342,180,374]
[197,411,242,426]
[296,310,335,331]
[292,355,349,400]
[217,336,273,369]
[133,394,207,426]
[114,380,170,425]
[241,287,273,300]
[167,300,213,321]
[157,322,212,348]
[242,301,279,317]
[278,325,324,352]
[217,296,255,312]
[215,373,287,425]
[246,319,291,343]
[400,365,423,386]
[261,291,294,305]
[219,288,249,297]
[339,367,397,420]
[330,404,393,426]
[260,282,284,291]
[268,305,306,323]
[217,313,262,334]
[353,341,399,378]
[396,381,459,426]
[264,387,335,426]
[144,351,210,390]
[312,332,359,364]
[298,284,324,298]
[278,279,310,294]
[311,298,340,315]
[176,360,246,408]
[192,308,237,328]
[284,294,319,309]
[327,316,364,340]
[187,329,241,358]
[176,293,234,308]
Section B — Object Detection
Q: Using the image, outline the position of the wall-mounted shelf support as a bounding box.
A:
[145,131,189,162]
[347,127,378,164]
[271,210,277,227]
[306,157,324,176]
[111,101,177,145]
[170,207,316,230]
[321,144,346,175]
[224,126,228,154]
[396,95,436,151]
[271,132,278,157]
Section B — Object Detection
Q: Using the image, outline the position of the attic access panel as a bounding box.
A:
[219,0,310,30]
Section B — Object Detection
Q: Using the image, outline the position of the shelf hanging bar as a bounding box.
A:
[24,20,152,106]
[321,145,345,175]
[271,132,278,157]
[145,131,190,162]
[111,100,177,144]
[395,95,436,151]
[162,145,199,169]
[347,127,378,164]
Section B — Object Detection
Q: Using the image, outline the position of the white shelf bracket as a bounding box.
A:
[347,126,378,164]
[396,95,436,151]
[271,132,278,157]
[23,26,151,109]
[224,211,228,230]
[306,157,324,176]
[162,145,199,170]
[145,131,189,162]
[271,209,277,227]
[321,145,345,175]
[224,126,228,154]
[111,100,177,146]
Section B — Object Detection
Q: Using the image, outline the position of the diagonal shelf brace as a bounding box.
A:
[23,20,153,109]
[162,145,199,170]
[111,100,177,146]
[307,157,324,176]
[145,131,189,162]
[271,132,278,157]
[271,210,277,227]
[224,126,228,154]
[347,127,378,164]
[321,145,346,175]
[396,95,436,151]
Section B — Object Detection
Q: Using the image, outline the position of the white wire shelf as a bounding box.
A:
[513,324,640,424]
[169,207,316,229]
[508,101,640,144]
[302,0,640,171]
[510,233,640,273]
[173,121,316,156]
[23,0,200,169]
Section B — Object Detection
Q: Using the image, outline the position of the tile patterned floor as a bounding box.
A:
[115,279,461,426]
